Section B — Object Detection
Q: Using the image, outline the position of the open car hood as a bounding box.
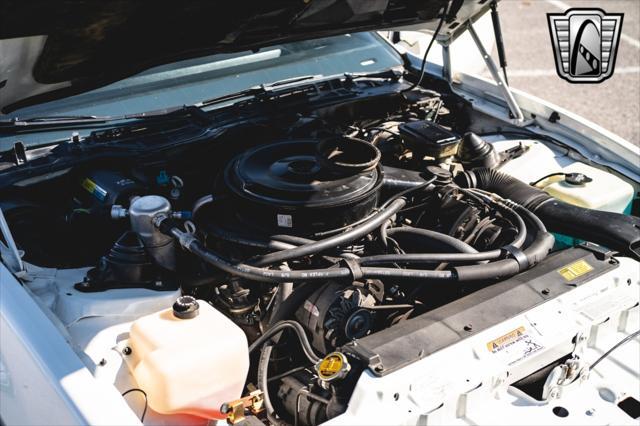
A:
[0,0,492,113]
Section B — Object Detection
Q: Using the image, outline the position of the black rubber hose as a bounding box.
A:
[360,267,455,280]
[361,191,531,267]
[455,168,551,210]
[188,239,352,283]
[454,229,554,281]
[206,226,360,262]
[161,199,543,284]
[268,283,318,326]
[206,224,297,251]
[249,320,321,364]
[250,199,407,267]
[456,168,640,260]
[535,200,640,260]
[360,251,501,266]
[382,166,429,191]
[386,227,479,254]
[172,226,461,282]
[361,202,548,268]
[270,234,315,246]
[258,345,276,415]
[258,343,303,425]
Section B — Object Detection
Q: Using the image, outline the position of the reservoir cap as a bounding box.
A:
[316,352,351,382]
[173,296,200,319]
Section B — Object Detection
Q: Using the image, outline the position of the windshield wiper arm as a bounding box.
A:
[14,114,103,123]
[1,114,111,127]
[196,75,321,108]
[196,70,401,108]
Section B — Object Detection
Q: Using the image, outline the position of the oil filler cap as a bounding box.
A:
[173,296,199,319]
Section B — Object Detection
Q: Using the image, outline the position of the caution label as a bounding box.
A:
[487,326,526,352]
[486,326,544,366]
[81,178,108,201]
[558,259,593,281]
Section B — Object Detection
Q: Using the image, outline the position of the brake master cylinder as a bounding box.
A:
[125,296,250,419]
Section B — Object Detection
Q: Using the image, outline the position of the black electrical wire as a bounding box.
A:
[401,4,449,93]
[122,388,148,422]
[589,329,640,371]
[529,173,565,187]
[267,366,309,383]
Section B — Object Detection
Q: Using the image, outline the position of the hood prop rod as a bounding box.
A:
[466,20,525,123]
[0,208,26,278]
[490,0,509,85]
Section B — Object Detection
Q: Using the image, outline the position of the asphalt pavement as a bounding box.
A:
[491,0,640,146]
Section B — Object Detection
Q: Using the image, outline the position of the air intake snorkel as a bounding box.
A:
[455,168,640,260]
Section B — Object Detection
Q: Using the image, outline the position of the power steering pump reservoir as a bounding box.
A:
[125,296,249,419]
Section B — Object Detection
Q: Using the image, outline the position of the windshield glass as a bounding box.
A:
[1,32,402,147]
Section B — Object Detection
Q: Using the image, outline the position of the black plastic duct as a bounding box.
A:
[455,168,640,260]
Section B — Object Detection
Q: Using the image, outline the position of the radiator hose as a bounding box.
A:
[455,168,640,260]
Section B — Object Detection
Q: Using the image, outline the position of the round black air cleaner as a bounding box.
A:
[224,138,383,235]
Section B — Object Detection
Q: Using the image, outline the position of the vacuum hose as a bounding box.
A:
[455,168,640,260]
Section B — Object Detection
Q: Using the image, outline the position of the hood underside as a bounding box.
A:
[0,0,491,113]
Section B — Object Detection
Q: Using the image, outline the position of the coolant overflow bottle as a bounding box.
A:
[126,297,249,419]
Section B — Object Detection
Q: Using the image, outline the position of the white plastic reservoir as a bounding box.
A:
[492,139,634,213]
[126,296,249,419]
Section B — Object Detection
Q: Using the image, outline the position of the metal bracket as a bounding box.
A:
[12,141,27,165]
[541,350,589,401]
[221,389,265,425]
[466,21,525,123]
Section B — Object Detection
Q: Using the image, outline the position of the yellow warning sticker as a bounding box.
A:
[486,326,526,352]
[558,259,593,281]
[81,178,97,193]
[486,326,544,365]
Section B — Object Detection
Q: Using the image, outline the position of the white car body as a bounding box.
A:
[1,3,639,424]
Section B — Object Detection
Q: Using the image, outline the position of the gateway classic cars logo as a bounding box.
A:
[547,8,624,83]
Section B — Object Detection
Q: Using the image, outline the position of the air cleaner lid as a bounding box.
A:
[224,139,382,208]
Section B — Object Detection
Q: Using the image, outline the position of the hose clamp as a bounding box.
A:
[502,244,529,270]
[341,258,364,281]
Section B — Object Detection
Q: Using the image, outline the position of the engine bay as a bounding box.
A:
[1,78,639,425]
